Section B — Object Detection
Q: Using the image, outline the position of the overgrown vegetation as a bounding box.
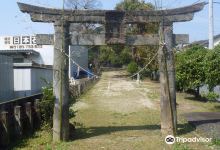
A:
[115,0,154,11]
[40,84,77,127]
[201,92,220,102]
[127,61,138,74]
[211,138,220,146]
[176,44,220,101]
[40,84,55,127]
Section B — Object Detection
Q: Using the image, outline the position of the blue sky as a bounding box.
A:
[0,0,219,42]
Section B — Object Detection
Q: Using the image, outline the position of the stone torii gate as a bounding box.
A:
[17,2,206,141]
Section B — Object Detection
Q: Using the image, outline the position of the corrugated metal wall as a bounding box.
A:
[31,68,53,93]
[0,55,14,102]
[14,67,52,98]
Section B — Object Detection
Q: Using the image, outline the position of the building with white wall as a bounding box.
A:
[0,34,89,100]
[13,63,52,98]
[0,35,53,99]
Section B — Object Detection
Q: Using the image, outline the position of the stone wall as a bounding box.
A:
[69,77,98,99]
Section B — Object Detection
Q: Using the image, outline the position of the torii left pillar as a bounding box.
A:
[53,21,70,141]
[158,22,177,135]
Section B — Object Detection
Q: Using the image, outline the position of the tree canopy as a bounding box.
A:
[176,45,207,92]
[176,44,220,100]
[65,0,101,9]
[115,0,154,11]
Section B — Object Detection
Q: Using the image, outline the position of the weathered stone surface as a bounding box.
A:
[53,21,70,142]
[14,106,22,137]
[173,34,189,44]
[71,34,105,45]
[36,34,54,45]
[36,34,188,46]
[18,2,206,23]
[158,23,177,135]
[18,2,206,16]
[126,34,159,45]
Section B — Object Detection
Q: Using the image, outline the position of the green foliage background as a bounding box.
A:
[176,44,220,101]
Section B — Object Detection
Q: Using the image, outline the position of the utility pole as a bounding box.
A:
[209,0,214,49]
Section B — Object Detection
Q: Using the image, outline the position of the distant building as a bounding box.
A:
[0,35,89,100]
[192,34,220,48]
[0,35,53,99]
[13,63,52,98]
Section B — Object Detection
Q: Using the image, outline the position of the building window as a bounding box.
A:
[4,37,10,44]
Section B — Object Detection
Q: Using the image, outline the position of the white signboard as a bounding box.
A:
[0,36,42,50]
[0,35,54,65]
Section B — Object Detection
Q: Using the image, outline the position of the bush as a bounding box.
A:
[176,45,207,93]
[40,85,55,127]
[201,92,219,102]
[205,45,220,90]
[120,48,132,65]
[127,61,138,74]
[212,138,220,146]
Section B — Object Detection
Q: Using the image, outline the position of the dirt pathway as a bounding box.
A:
[70,71,164,150]
[73,71,156,114]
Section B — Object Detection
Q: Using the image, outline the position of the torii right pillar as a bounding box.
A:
[158,21,177,135]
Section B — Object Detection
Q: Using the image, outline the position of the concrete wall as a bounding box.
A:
[14,66,52,98]
[0,55,14,102]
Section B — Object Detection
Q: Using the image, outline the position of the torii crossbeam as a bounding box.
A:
[17,2,206,141]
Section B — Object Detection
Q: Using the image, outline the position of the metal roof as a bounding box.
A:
[0,49,39,56]
[192,34,220,47]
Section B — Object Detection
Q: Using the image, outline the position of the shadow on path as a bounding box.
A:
[70,123,196,140]
[70,124,160,140]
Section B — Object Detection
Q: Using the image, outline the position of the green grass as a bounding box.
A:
[211,138,220,146]
[10,71,220,150]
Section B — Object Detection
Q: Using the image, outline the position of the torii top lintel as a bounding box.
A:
[17,2,206,24]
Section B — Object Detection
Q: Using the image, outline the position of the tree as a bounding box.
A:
[115,0,159,76]
[205,45,220,90]
[65,0,102,33]
[98,46,125,67]
[115,0,154,11]
[176,45,207,96]
[65,0,101,9]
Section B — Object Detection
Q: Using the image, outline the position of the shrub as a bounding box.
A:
[127,61,138,74]
[176,45,207,93]
[40,85,55,127]
[201,92,219,102]
[205,45,220,90]
[212,138,220,146]
[119,48,132,65]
